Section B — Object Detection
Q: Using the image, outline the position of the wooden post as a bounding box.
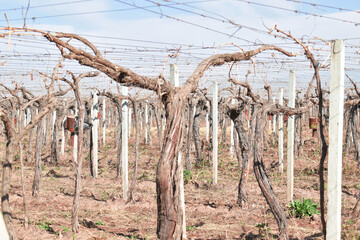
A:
[287,70,296,202]
[326,39,345,240]
[121,86,129,201]
[102,98,106,146]
[230,98,235,158]
[212,82,218,184]
[169,63,186,238]
[91,90,99,178]
[73,103,78,164]
[278,88,284,173]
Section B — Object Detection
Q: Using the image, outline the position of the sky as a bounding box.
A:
[1,0,360,96]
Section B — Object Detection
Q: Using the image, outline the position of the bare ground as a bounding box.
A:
[1,125,360,240]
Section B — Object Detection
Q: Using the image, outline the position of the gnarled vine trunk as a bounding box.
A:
[227,104,250,207]
[254,109,288,239]
[2,142,17,239]
[32,119,43,197]
[156,94,186,239]
[193,99,205,167]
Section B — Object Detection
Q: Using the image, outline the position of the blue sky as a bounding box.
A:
[1,0,360,43]
[1,0,360,95]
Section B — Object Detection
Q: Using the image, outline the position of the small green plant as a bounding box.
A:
[95,220,104,226]
[41,164,45,171]
[102,191,108,201]
[105,145,111,151]
[50,177,55,181]
[37,221,54,233]
[183,169,193,184]
[186,225,197,232]
[288,198,320,218]
[62,225,70,232]
[205,178,213,184]
[55,166,60,170]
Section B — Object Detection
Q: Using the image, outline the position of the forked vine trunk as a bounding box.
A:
[254,109,288,239]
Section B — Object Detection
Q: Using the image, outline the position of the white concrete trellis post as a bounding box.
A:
[212,82,218,184]
[326,39,345,240]
[230,98,235,158]
[169,63,187,238]
[287,70,296,202]
[278,88,284,173]
[0,213,9,240]
[73,103,78,164]
[121,86,129,201]
[91,90,99,178]
[102,98,106,146]
[52,110,56,140]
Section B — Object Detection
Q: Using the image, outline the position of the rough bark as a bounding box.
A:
[50,109,60,164]
[227,104,250,207]
[32,119,43,197]
[128,101,139,201]
[151,103,163,151]
[344,108,352,155]
[233,129,242,168]
[254,110,288,239]
[116,102,122,179]
[185,100,194,171]
[156,95,186,239]
[220,112,227,144]
[26,107,35,163]
[2,143,17,239]
[19,142,29,228]
[207,100,213,166]
[350,105,360,162]
[193,99,205,167]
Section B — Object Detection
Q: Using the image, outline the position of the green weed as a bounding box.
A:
[288,198,320,218]
[183,169,193,184]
